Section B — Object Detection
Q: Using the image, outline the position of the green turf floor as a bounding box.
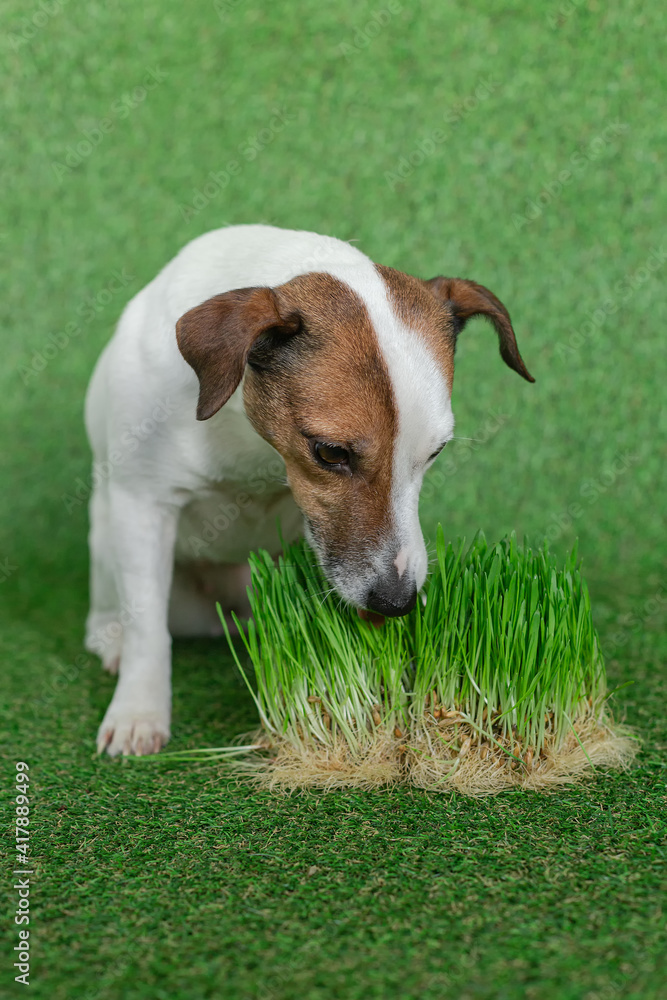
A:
[2,1,666,997]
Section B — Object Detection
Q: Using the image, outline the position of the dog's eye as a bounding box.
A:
[314,443,350,467]
[427,442,448,462]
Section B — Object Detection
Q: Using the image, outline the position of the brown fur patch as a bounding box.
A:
[242,273,398,563]
[376,264,534,387]
[424,275,534,383]
[176,287,302,420]
[375,264,457,391]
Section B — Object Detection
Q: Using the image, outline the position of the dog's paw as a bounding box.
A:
[97,708,170,757]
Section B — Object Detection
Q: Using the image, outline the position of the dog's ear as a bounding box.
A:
[424,276,535,383]
[176,287,300,420]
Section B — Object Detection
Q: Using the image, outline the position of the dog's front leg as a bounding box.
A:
[96,484,179,757]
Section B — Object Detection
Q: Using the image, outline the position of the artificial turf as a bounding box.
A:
[1,0,665,997]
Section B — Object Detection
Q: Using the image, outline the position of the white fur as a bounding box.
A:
[352,277,454,591]
[85,225,454,756]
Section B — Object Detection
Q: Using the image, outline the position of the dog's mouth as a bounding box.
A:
[357,607,386,628]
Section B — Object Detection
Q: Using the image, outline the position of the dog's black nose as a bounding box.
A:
[364,585,418,618]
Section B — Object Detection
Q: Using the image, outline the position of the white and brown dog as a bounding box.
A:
[85,224,534,756]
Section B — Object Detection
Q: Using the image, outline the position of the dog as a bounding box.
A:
[85,224,534,756]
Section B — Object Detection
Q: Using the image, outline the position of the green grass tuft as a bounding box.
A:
[210,529,635,792]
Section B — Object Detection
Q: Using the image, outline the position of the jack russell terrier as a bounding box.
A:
[85,224,534,756]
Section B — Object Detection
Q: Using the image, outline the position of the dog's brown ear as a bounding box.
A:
[176,287,300,420]
[424,276,535,383]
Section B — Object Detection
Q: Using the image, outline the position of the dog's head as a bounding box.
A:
[176,264,533,616]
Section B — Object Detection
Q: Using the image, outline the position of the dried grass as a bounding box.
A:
[223,712,637,796]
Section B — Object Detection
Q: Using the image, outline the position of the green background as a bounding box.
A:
[1,1,665,997]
